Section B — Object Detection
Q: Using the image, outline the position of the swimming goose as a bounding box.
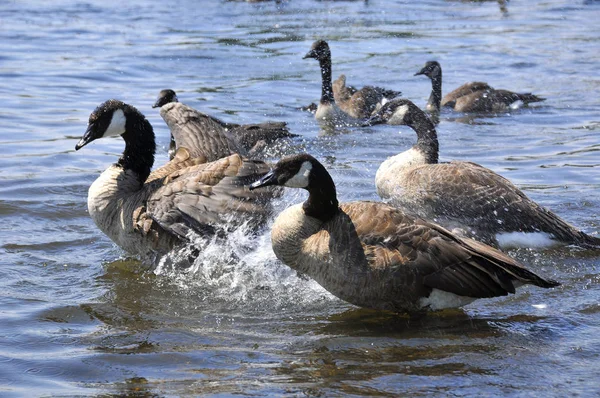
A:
[365,99,600,249]
[415,61,545,113]
[153,89,295,160]
[249,153,559,313]
[75,99,280,262]
[303,40,400,125]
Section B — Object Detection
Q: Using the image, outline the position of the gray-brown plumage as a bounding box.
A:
[332,74,401,119]
[249,154,559,313]
[365,99,600,249]
[415,61,545,113]
[76,99,280,263]
[303,40,400,124]
[153,89,295,160]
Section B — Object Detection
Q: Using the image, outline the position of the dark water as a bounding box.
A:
[1,0,600,396]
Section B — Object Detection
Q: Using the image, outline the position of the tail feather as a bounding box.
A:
[517,93,546,104]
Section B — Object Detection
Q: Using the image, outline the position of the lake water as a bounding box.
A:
[1,0,600,396]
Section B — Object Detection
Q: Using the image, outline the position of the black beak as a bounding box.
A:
[75,124,95,151]
[362,114,386,127]
[249,170,277,191]
[303,49,317,60]
[152,98,167,108]
[414,67,427,76]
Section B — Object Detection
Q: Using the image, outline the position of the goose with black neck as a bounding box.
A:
[303,39,400,127]
[365,99,600,250]
[76,99,280,264]
[415,61,545,113]
[249,153,559,313]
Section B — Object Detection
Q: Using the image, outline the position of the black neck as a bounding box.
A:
[428,70,442,111]
[303,162,339,222]
[117,106,155,183]
[410,112,439,164]
[318,55,335,105]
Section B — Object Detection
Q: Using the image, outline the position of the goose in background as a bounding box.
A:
[75,99,280,263]
[415,61,545,113]
[365,99,600,249]
[153,89,296,160]
[303,40,400,125]
[249,153,559,313]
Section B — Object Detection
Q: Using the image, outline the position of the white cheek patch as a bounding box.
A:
[104,109,126,137]
[387,104,409,125]
[285,161,312,188]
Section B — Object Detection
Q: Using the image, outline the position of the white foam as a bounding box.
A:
[418,288,475,311]
[496,231,557,249]
[152,196,335,312]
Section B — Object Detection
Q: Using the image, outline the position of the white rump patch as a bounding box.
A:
[496,231,557,249]
[105,109,126,137]
[285,161,312,188]
[386,104,409,125]
[419,288,475,311]
[509,100,524,110]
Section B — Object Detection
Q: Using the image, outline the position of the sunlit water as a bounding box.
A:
[1,0,600,395]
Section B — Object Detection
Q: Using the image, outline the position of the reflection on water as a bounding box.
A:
[0,0,599,395]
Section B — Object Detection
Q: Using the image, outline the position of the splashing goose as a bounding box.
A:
[366,99,600,249]
[75,100,280,263]
[303,40,400,125]
[249,153,559,313]
[415,61,545,113]
[153,89,295,160]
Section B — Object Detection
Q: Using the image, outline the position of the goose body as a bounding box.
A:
[304,40,400,125]
[367,99,600,249]
[153,89,295,160]
[249,154,558,313]
[415,61,545,113]
[76,100,279,262]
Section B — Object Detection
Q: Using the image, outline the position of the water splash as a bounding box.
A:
[153,217,336,313]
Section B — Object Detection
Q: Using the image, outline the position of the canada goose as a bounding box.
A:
[249,154,559,313]
[365,99,600,249]
[153,89,295,160]
[75,99,280,262]
[303,40,400,125]
[415,61,545,113]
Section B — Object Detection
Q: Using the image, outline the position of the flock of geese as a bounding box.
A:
[75,40,599,314]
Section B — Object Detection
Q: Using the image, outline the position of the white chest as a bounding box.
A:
[375,147,427,199]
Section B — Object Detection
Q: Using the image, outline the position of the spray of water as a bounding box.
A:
[153,193,338,314]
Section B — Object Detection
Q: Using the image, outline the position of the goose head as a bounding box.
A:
[303,39,331,62]
[76,99,130,150]
[362,99,420,126]
[250,153,339,221]
[415,60,441,80]
[249,153,321,191]
[152,89,178,108]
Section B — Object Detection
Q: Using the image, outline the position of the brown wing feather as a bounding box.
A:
[338,202,558,299]
[397,161,584,243]
[145,154,280,240]
[333,74,401,119]
[441,82,492,107]
[159,102,241,162]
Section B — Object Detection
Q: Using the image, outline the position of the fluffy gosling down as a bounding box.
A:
[249,154,559,313]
